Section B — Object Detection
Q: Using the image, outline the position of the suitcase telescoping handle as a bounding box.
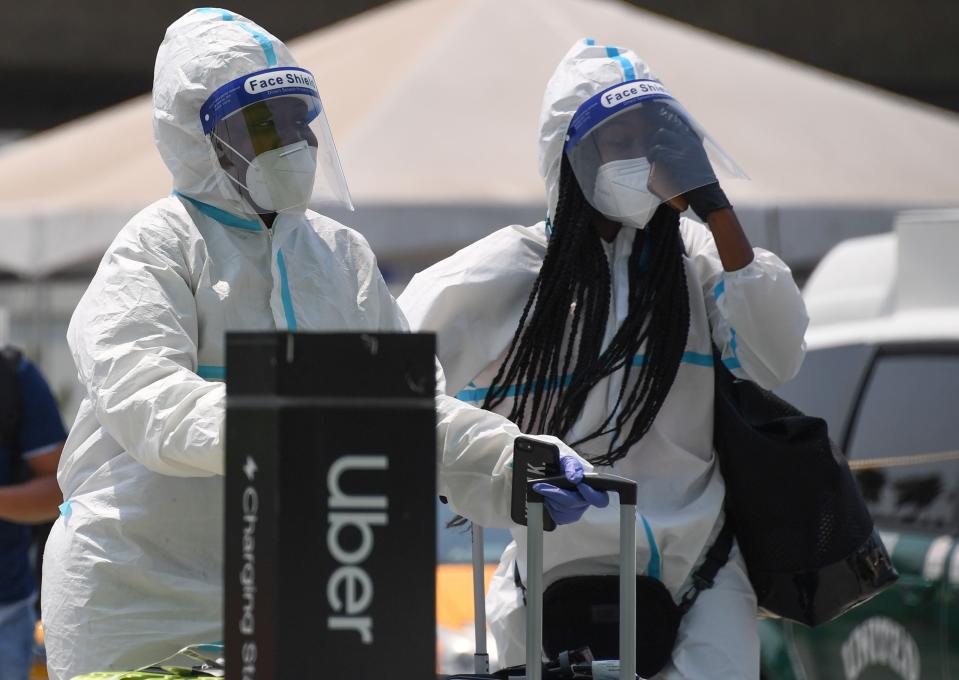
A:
[471,523,489,675]
[526,473,638,680]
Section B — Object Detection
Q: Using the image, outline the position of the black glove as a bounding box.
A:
[685,182,732,222]
[646,114,726,221]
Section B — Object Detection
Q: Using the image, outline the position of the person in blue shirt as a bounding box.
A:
[0,347,66,680]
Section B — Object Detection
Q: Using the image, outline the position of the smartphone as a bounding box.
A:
[511,436,561,531]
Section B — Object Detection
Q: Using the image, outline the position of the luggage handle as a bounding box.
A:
[525,473,637,680]
[529,472,638,506]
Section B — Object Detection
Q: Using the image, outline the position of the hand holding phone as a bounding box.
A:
[532,457,610,525]
[510,436,561,531]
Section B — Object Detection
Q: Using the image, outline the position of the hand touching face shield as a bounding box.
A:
[645,112,732,221]
[645,114,712,201]
[564,80,747,226]
[532,455,610,525]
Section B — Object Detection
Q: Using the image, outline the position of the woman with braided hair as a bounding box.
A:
[400,41,808,678]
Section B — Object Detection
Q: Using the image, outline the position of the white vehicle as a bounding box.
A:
[761,209,959,679]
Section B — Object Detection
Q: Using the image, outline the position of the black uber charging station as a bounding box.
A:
[224,332,437,679]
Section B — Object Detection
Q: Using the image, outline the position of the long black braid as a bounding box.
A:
[482,155,690,466]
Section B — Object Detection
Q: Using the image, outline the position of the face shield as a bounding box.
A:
[200,66,352,214]
[564,80,746,227]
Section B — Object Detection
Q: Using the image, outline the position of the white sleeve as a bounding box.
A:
[414,314,592,528]
[362,250,514,525]
[390,246,591,528]
[435,389,591,528]
[68,217,225,477]
[683,218,809,389]
[348,229,411,333]
[398,225,545,395]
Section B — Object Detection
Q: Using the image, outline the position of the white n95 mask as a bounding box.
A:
[245,141,318,213]
[591,158,661,229]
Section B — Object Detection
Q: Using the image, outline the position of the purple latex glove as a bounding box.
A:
[532,456,610,525]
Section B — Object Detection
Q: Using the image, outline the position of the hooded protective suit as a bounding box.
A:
[398,41,809,678]
[40,10,576,679]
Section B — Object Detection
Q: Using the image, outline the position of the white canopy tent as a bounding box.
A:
[2,0,958,280]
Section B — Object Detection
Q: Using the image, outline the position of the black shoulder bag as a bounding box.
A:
[0,345,23,458]
[712,346,898,626]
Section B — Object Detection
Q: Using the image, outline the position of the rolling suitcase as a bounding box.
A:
[449,465,639,680]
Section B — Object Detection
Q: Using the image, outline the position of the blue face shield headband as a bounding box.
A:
[201,66,321,134]
[200,66,354,212]
[563,79,747,211]
[564,79,676,153]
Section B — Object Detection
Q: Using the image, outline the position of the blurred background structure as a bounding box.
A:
[2,0,955,132]
[0,0,956,424]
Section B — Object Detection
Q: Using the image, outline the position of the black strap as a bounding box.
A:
[514,560,527,606]
[678,519,735,614]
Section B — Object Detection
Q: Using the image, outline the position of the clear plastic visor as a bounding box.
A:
[208,93,352,214]
[565,88,747,220]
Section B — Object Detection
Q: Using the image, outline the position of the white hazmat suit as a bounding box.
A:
[41,10,579,679]
[398,41,809,678]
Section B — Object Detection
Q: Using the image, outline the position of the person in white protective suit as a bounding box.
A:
[40,10,586,680]
[398,40,809,679]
